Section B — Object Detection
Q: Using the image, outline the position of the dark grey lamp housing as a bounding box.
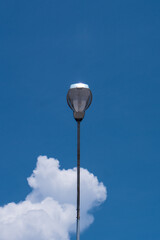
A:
[67,83,92,121]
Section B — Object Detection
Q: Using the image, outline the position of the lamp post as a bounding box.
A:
[67,83,92,240]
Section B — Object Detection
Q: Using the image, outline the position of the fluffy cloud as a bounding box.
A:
[0,156,107,240]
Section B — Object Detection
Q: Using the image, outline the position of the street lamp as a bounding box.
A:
[67,83,92,240]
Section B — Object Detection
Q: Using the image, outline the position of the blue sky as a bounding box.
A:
[0,0,160,239]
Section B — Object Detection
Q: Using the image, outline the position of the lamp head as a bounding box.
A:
[67,83,92,121]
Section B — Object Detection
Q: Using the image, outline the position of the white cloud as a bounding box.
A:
[0,156,107,240]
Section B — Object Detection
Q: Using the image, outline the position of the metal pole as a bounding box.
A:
[76,120,80,240]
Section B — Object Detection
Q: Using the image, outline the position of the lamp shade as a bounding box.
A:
[67,83,92,121]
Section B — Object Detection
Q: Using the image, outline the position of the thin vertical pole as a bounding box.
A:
[76,120,80,240]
